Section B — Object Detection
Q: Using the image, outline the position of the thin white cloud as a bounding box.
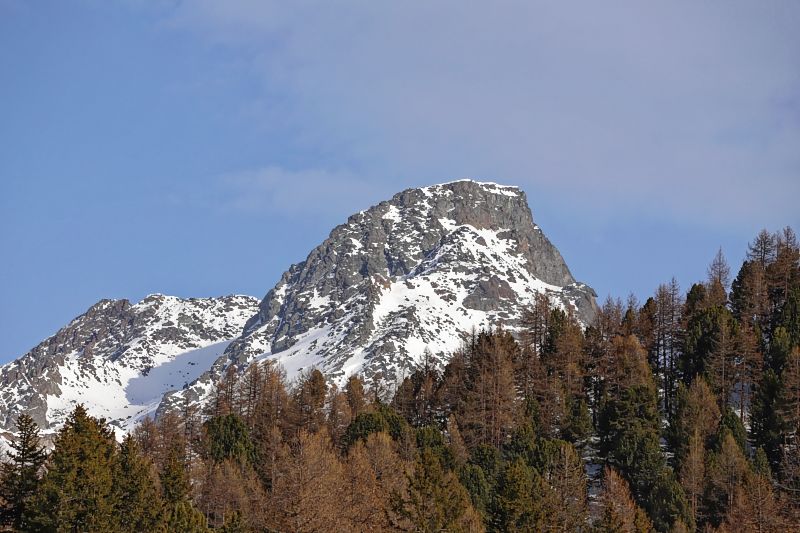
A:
[163,1,800,229]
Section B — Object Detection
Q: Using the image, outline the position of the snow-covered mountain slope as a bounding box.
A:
[161,180,596,413]
[0,294,259,439]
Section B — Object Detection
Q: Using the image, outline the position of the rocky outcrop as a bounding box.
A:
[162,180,596,413]
[1,179,597,438]
[0,294,259,437]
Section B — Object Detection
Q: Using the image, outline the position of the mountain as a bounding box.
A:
[0,294,259,439]
[160,180,596,414]
[0,179,595,439]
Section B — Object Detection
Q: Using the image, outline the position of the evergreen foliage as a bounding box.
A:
[28,405,117,532]
[0,414,46,530]
[7,225,800,531]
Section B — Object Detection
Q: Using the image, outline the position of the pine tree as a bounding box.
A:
[394,447,483,533]
[750,369,784,469]
[28,405,117,532]
[492,457,555,531]
[113,435,162,533]
[160,501,210,533]
[202,413,254,466]
[0,414,46,530]
[160,446,190,507]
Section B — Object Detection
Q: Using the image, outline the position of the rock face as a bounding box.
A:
[0,179,596,438]
[163,180,596,412]
[0,294,259,437]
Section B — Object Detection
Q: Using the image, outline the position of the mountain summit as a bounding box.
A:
[163,179,596,413]
[1,180,595,438]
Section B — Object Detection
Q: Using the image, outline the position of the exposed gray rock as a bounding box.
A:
[1,179,597,438]
[0,295,259,437]
[162,180,596,414]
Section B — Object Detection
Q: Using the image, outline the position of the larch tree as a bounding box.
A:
[594,467,655,533]
[547,442,589,531]
[268,430,345,532]
[707,247,731,307]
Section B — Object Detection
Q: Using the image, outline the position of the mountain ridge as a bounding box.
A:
[160,179,596,415]
[1,179,596,440]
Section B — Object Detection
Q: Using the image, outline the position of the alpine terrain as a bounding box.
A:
[0,295,259,441]
[161,180,596,416]
[0,180,595,439]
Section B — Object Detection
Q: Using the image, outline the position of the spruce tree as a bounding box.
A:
[394,447,482,532]
[28,405,117,532]
[160,501,210,533]
[113,435,162,533]
[0,414,47,530]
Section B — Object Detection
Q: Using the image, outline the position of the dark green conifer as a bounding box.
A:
[113,434,162,533]
[394,447,478,532]
[28,405,117,532]
[0,414,46,530]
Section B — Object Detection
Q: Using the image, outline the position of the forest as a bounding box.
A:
[1,226,799,532]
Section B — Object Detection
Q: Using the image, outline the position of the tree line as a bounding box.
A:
[1,226,798,532]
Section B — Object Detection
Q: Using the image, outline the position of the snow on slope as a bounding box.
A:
[162,180,597,413]
[0,294,259,439]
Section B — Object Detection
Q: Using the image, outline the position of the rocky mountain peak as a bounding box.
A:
[1,179,596,442]
[164,180,596,413]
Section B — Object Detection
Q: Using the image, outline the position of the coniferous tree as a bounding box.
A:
[160,446,190,507]
[160,501,210,533]
[669,377,720,468]
[705,431,750,527]
[595,467,655,533]
[706,247,731,307]
[202,413,254,466]
[548,442,589,531]
[0,414,46,530]
[268,430,345,532]
[394,447,483,533]
[28,405,117,532]
[458,329,518,448]
[288,368,328,435]
[679,429,705,527]
[113,435,162,533]
[345,374,368,417]
[750,369,784,469]
[492,457,554,531]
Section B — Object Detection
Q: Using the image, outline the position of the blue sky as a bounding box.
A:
[1,1,798,362]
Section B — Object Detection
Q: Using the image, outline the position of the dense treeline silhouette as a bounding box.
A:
[1,227,799,532]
